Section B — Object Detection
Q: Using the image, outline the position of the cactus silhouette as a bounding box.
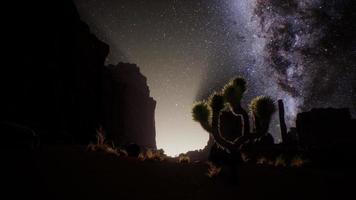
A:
[249,96,276,136]
[193,94,233,151]
[192,77,250,154]
[192,78,278,168]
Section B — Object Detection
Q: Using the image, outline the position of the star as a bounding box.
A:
[74,0,356,155]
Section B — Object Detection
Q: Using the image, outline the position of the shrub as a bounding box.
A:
[178,153,191,163]
[275,155,287,167]
[138,152,146,161]
[256,156,268,165]
[290,155,309,168]
[87,127,127,157]
[143,149,166,161]
[241,152,251,163]
[206,162,222,178]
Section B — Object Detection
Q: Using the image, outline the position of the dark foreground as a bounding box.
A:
[1,145,353,200]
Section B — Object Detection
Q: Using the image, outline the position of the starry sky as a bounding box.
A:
[74,0,356,156]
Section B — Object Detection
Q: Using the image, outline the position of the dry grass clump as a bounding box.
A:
[178,153,191,163]
[254,154,310,168]
[118,148,128,157]
[206,162,222,178]
[290,155,309,168]
[256,156,268,165]
[274,155,287,167]
[87,127,126,157]
[138,152,146,161]
[139,149,166,161]
[87,142,123,157]
[241,152,250,163]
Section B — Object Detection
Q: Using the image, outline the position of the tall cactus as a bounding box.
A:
[192,77,250,153]
[192,92,234,150]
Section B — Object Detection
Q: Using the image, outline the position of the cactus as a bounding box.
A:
[208,92,225,113]
[192,102,210,123]
[192,78,277,166]
[222,76,246,104]
[192,101,211,132]
[249,96,276,135]
[192,77,250,154]
[192,96,234,153]
[222,77,250,135]
[192,92,225,131]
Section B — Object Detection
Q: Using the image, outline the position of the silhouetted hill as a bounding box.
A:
[104,63,156,149]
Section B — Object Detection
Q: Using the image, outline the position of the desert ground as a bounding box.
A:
[2,145,353,200]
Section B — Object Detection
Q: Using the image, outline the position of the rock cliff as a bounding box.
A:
[104,63,156,149]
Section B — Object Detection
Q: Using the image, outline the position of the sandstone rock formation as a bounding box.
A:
[104,63,156,149]
[1,0,157,149]
[1,0,109,143]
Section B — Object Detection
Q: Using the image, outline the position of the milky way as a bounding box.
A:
[251,0,356,123]
[74,0,355,155]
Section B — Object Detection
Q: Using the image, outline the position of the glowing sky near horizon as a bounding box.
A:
[74,0,356,156]
[74,0,233,156]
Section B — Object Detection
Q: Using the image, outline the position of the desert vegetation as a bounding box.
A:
[206,162,222,178]
[178,153,191,163]
[193,78,274,151]
[140,149,167,161]
[192,76,313,175]
[87,127,128,157]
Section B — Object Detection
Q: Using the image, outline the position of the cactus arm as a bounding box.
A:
[241,108,250,135]
[199,121,212,133]
[211,107,236,152]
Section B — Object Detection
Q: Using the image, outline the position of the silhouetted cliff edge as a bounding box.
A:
[1,0,157,148]
[104,63,156,149]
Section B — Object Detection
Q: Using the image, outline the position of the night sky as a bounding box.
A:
[74,0,356,156]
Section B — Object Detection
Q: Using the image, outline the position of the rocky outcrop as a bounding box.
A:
[1,0,156,147]
[185,137,212,161]
[103,63,156,149]
[296,108,355,148]
[296,108,356,167]
[1,0,109,143]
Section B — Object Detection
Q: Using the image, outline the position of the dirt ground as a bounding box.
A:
[1,145,353,200]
